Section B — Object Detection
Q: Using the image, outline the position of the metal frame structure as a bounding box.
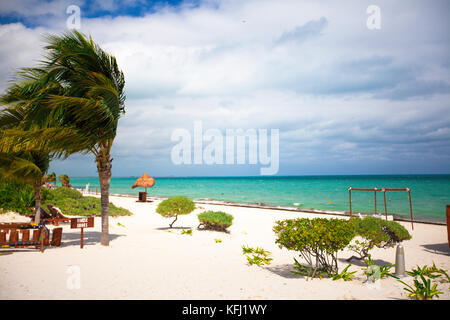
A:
[348,187,414,230]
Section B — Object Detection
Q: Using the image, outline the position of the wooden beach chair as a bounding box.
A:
[51,227,63,247]
[0,222,47,252]
[26,206,53,222]
[46,205,71,226]
[0,223,63,251]
[26,205,71,226]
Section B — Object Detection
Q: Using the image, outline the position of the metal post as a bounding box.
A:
[394,244,406,277]
[383,189,388,220]
[374,188,377,215]
[446,205,450,247]
[408,189,414,230]
[348,188,352,217]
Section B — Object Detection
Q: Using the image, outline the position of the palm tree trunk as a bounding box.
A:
[33,183,42,224]
[97,152,112,246]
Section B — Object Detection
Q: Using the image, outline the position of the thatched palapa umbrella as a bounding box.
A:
[131,173,155,202]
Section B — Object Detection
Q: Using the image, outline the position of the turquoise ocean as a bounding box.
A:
[69,175,450,223]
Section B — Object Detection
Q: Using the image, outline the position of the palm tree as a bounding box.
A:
[2,31,126,245]
[45,172,56,187]
[0,151,49,222]
[45,31,125,246]
[58,174,70,187]
[0,99,52,223]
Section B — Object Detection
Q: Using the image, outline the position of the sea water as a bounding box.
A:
[69,175,450,223]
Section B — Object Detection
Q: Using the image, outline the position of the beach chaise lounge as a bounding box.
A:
[26,206,53,222]
[0,223,47,252]
[0,223,63,251]
[50,227,63,246]
[46,205,71,226]
[26,205,71,226]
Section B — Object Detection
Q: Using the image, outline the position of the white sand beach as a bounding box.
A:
[1,194,449,300]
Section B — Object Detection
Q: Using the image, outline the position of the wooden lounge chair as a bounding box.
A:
[46,205,71,226]
[26,205,71,226]
[26,206,53,222]
[0,222,47,252]
[51,227,63,247]
[0,223,63,251]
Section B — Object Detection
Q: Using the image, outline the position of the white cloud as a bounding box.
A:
[0,0,449,175]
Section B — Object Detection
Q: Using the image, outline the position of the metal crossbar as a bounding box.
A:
[348,187,414,230]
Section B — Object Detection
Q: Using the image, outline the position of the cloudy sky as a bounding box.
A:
[0,0,449,177]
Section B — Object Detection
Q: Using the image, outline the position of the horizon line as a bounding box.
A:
[67,173,450,179]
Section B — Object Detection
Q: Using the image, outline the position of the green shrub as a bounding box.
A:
[347,216,412,261]
[0,178,35,214]
[198,211,233,232]
[42,188,132,217]
[273,218,355,277]
[156,196,195,228]
[43,187,82,201]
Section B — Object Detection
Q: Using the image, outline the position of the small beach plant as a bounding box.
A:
[242,245,273,266]
[362,254,394,281]
[392,269,444,300]
[181,229,192,235]
[291,257,328,279]
[406,263,450,282]
[347,216,411,261]
[274,218,354,277]
[197,211,233,232]
[379,264,395,279]
[362,255,380,282]
[156,196,195,228]
[331,264,357,281]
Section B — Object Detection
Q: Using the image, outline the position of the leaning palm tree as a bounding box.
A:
[45,172,56,187]
[0,100,52,223]
[0,151,49,223]
[2,31,126,245]
[45,31,125,246]
[58,174,70,187]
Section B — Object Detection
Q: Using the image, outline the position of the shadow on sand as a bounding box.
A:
[421,243,450,256]
[60,231,124,247]
[339,257,392,267]
[0,250,23,254]
[263,264,304,279]
[0,231,124,253]
[155,226,192,231]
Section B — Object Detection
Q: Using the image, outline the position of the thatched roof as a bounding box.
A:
[131,173,155,189]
